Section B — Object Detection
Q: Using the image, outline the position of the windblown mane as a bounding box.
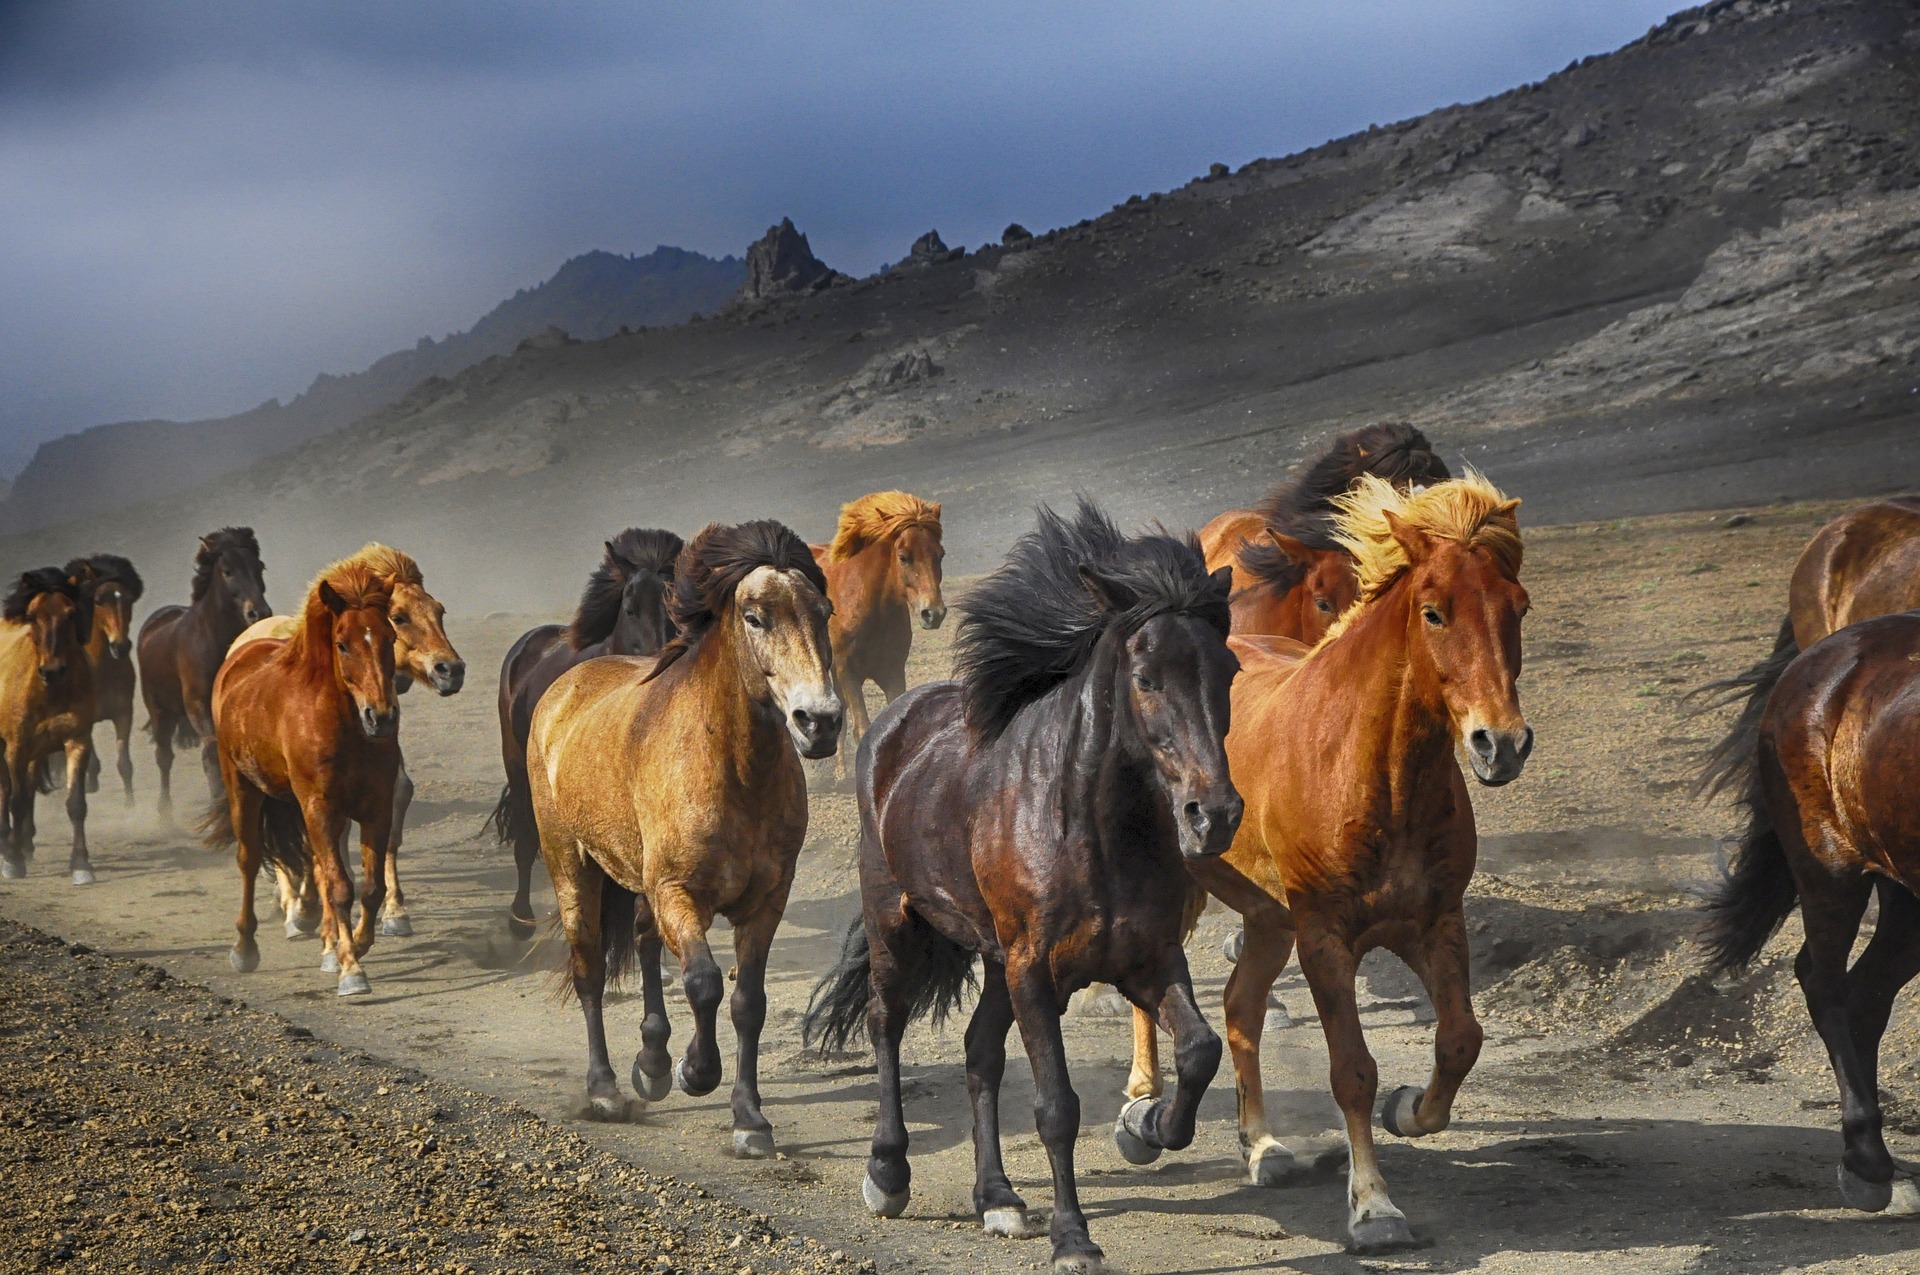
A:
[1323,470,1522,638]
[335,543,422,589]
[190,526,264,601]
[1251,424,1451,543]
[569,528,685,649]
[825,491,942,562]
[285,560,392,679]
[957,499,1230,742]
[64,553,144,602]
[3,567,89,638]
[644,520,825,682]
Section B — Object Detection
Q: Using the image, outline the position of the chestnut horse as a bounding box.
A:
[228,544,465,939]
[491,527,682,937]
[0,569,98,884]
[202,559,400,995]
[1694,496,1920,800]
[809,491,945,757]
[1130,473,1528,1252]
[65,554,143,801]
[804,502,1240,1275]
[1700,609,1920,1215]
[529,521,838,1148]
[137,527,268,819]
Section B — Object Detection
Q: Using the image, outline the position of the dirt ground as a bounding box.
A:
[7,497,1920,1275]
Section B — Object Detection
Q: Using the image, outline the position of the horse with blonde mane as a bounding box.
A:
[203,558,401,996]
[810,491,945,757]
[64,554,143,802]
[529,520,839,1147]
[0,568,98,884]
[1129,472,1529,1252]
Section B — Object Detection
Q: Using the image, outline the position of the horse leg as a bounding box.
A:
[860,905,918,1219]
[504,759,541,939]
[965,959,1040,1236]
[1005,957,1102,1274]
[1225,914,1303,1186]
[1840,882,1920,1213]
[191,706,224,804]
[832,662,870,780]
[1380,906,1483,1140]
[1795,869,1886,1209]
[347,805,392,962]
[654,884,724,1097]
[114,709,134,803]
[85,733,101,794]
[0,752,24,878]
[228,783,265,974]
[302,800,364,996]
[1125,1005,1162,1102]
[63,738,95,884]
[1113,953,1222,1167]
[379,763,413,937]
[630,916,674,1101]
[724,900,784,1158]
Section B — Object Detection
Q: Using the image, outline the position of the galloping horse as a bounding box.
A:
[1130,473,1528,1252]
[805,502,1240,1275]
[1700,609,1920,1216]
[64,554,143,801]
[1200,423,1450,643]
[809,491,945,755]
[137,527,268,818]
[0,569,98,884]
[491,527,682,938]
[529,521,838,1148]
[227,544,464,939]
[1694,496,1920,800]
[202,558,400,995]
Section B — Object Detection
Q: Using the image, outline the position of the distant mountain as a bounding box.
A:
[0,246,743,534]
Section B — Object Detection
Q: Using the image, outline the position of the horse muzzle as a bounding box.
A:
[37,665,66,687]
[359,704,400,739]
[430,660,466,696]
[919,604,948,631]
[1176,788,1244,859]
[1467,724,1533,787]
[109,639,132,661]
[788,701,844,760]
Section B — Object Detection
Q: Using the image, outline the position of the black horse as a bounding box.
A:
[805,500,1241,1275]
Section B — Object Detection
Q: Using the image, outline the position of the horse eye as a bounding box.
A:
[1422,606,1444,627]
[1315,598,1333,613]
[744,612,766,630]
[1133,674,1157,692]
[392,612,410,626]
[898,553,911,565]
[336,641,348,653]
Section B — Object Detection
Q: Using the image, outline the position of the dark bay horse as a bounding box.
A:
[804,501,1240,1275]
[137,527,267,819]
[1701,609,1920,1215]
[65,554,143,801]
[0,569,98,883]
[202,559,399,995]
[1131,473,1528,1252]
[528,521,838,1149]
[491,527,682,938]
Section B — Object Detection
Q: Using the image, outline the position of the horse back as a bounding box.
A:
[1793,499,1920,647]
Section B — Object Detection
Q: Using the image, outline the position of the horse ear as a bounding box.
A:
[930,503,942,519]
[1078,564,1133,613]
[318,579,348,614]
[1208,565,1235,598]
[1382,509,1433,566]
[1265,530,1314,566]
[1494,497,1521,519]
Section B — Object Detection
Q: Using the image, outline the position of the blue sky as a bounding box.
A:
[0,1,1682,470]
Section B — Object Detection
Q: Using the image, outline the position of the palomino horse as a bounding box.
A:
[1200,423,1450,643]
[1700,609,1920,1215]
[809,491,945,756]
[804,502,1241,1275]
[529,520,838,1149]
[202,558,400,995]
[491,527,681,938]
[137,527,268,818]
[65,555,143,801]
[0,569,98,884]
[1130,473,1528,1252]
[1694,496,1920,800]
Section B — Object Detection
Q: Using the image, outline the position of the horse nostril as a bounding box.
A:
[1469,728,1494,757]
[1516,727,1535,760]
[1183,800,1209,834]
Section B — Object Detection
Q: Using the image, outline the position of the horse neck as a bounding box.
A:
[84,603,113,662]
[682,614,786,773]
[283,598,341,691]
[190,580,246,645]
[1052,633,1177,871]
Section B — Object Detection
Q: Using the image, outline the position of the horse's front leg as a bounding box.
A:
[63,738,95,884]
[151,715,175,823]
[968,959,1042,1238]
[1114,950,1221,1166]
[228,783,265,973]
[654,883,724,1097]
[379,762,414,937]
[302,799,365,996]
[0,751,25,878]
[347,804,392,961]
[1224,910,1306,1185]
[113,709,135,802]
[724,897,787,1158]
[1006,956,1102,1274]
[1382,906,1483,1141]
[630,918,674,1102]
[192,710,224,804]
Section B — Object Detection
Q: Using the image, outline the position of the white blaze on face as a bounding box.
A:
[736,565,841,747]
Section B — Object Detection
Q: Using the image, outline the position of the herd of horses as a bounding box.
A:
[1,427,1917,1267]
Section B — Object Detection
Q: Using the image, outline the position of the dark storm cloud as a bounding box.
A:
[0,1,1682,468]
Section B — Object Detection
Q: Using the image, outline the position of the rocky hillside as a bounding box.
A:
[4,0,1916,613]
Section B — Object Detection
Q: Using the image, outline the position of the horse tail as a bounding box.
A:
[483,780,535,847]
[197,795,235,850]
[548,875,641,1001]
[1697,748,1799,976]
[1689,613,1797,801]
[802,913,978,1054]
[257,798,310,876]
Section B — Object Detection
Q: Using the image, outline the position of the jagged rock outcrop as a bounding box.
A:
[739,218,842,300]
[891,230,963,272]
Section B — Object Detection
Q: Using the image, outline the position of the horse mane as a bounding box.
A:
[644,520,825,682]
[1323,470,1522,639]
[64,553,144,602]
[825,491,942,562]
[957,498,1230,742]
[334,543,422,589]
[285,560,392,681]
[1250,423,1451,543]
[190,526,263,601]
[569,528,685,649]
[1236,537,1311,594]
[3,565,92,646]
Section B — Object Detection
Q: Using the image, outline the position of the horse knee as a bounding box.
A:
[1329,1054,1379,1114]
[1174,1023,1223,1082]
[682,962,723,1014]
[1438,1016,1484,1074]
[1034,1090,1081,1147]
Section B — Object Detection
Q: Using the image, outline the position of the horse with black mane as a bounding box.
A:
[65,554,143,801]
[804,500,1240,1275]
[0,568,98,883]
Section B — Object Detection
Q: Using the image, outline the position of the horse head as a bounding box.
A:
[6,568,91,687]
[612,557,675,657]
[318,577,399,739]
[389,578,464,696]
[892,520,947,631]
[734,564,842,759]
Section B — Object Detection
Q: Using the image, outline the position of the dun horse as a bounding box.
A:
[810,491,945,757]
[65,554,143,801]
[1130,473,1528,1252]
[491,528,682,938]
[528,521,838,1150]
[137,527,268,818]
[202,559,400,995]
[805,502,1240,1275]
[0,569,98,884]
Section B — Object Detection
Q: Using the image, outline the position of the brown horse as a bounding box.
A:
[1694,496,1920,800]
[137,527,268,819]
[804,502,1240,1275]
[491,527,682,938]
[1700,609,1920,1215]
[202,558,400,995]
[64,555,143,802]
[1131,473,1528,1252]
[0,569,98,884]
[529,521,838,1147]
[809,491,945,756]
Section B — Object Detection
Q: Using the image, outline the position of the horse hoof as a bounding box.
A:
[585,1094,631,1122]
[731,1129,776,1159]
[1347,1206,1415,1254]
[506,912,537,941]
[284,916,307,941]
[1,857,23,879]
[1223,929,1244,964]
[337,971,372,997]
[633,1060,673,1102]
[673,1056,717,1098]
[1380,1086,1426,1138]
[861,1173,909,1219]
[1245,1137,1300,1187]
[1052,1248,1104,1275]
[70,868,96,886]
[319,950,341,974]
[982,1207,1046,1239]
[380,915,413,938]
[229,946,260,974]
[1839,1163,1895,1213]
[1887,1176,1920,1217]
[1113,1096,1162,1165]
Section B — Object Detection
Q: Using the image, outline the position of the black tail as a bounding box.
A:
[550,876,640,1001]
[1697,744,1800,976]
[802,913,979,1054]
[483,780,536,846]
[201,793,310,870]
[1690,612,1797,802]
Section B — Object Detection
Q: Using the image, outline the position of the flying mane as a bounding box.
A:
[825,491,943,562]
[4,566,90,636]
[569,528,685,649]
[190,527,264,602]
[957,499,1230,742]
[64,554,145,602]
[335,543,423,589]
[284,560,393,682]
[644,520,825,682]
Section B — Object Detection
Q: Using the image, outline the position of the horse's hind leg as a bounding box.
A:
[630,918,674,1102]
[1126,1005,1162,1102]
[1114,952,1222,1169]
[654,883,724,1098]
[1381,906,1483,1140]
[152,714,175,822]
[1224,913,1306,1186]
[1006,954,1103,1273]
[0,752,24,879]
[85,734,101,794]
[1841,881,1920,1214]
[724,899,785,1158]
[63,738,95,884]
[114,710,134,803]
[379,763,414,937]
[555,856,625,1120]
[862,905,919,1218]
[229,785,265,974]
[505,765,541,940]
[969,959,1041,1237]
[1795,867,1889,1209]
